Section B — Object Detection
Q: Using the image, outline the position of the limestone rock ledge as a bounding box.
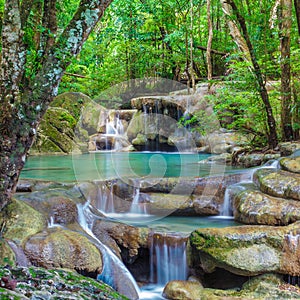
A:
[189,221,300,277]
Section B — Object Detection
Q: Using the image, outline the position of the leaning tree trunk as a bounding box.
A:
[221,0,278,149]
[280,0,293,141]
[294,0,300,36]
[207,0,213,88]
[0,0,112,211]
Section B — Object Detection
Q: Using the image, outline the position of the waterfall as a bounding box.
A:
[95,183,115,214]
[149,232,189,285]
[77,202,140,300]
[221,188,233,217]
[130,187,148,215]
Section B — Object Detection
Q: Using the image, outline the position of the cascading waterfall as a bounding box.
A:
[76,201,140,300]
[221,188,232,217]
[149,232,189,285]
[95,183,115,214]
[130,186,148,215]
[221,158,281,218]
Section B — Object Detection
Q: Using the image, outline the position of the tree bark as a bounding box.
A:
[221,0,278,149]
[0,0,112,210]
[294,0,300,36]
[280,0,293,141]
[207,0,213,86]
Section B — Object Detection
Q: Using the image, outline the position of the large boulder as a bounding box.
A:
[92,219,148,260]
[254,168,300,201]
[233,188,300,225]
[31,92,91,155]
[24,228,103,275]
[0,266,128,300]
[280,156,300,173]
[3,199,45,245]
[163,274,300,299]
[189,221,300,277]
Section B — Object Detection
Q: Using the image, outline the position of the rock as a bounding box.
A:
[234,152,281,168]
[279,141,300,156]
[51,92,90,119]
[92,219,148,261]
[30,107,77,154]
[0,266,128,299]
[163,280,203,300]
[80,101,105,135]
[199,130,250,154]
[24,228,103,274]
[0,240,15,266]
[200,153,232,164]
[132,133,147,146]
[254,168,300,201]
[162,274,300,299]
[3,199,45,245]
[190,221,300,277]
[233,188,300,225]
[15,189,81,225]
[280,156,300,173]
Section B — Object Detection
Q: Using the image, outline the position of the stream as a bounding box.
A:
[21,152,246,299]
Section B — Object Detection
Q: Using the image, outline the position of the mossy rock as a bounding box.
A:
[163,274,300,299]
[3,199,45,245]
[24,228,102,274]
[254,168,300,201]
[0,240,15,266]
[0,266,128,299]
[280,156,300,174]
[51,92,91,121]
[233,189,300,225]
[31,107,77,154]
[190,222,300,277]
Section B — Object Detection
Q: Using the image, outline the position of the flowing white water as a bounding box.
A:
[221,188,232,217]
[77,202,140,300]
[95,183,115,213]
[149,232,189,285]
[130,187,148,215]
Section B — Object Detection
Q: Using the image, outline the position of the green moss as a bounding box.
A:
[3,199,45,245]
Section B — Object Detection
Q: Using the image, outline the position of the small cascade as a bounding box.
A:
[149,232,189,285]
[220,183,251,218]
[95,183,115,214]
[95,112,127,151]
[221,188,233,217]
[47,216,62,228]
[77,202,140,300]
[130,187,148,215]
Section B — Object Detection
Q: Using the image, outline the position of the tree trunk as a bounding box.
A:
[0,0,112,210]
[280,0,293,141]
[294,0,300,36]
[221,0,278,149]
[207,0,213,87]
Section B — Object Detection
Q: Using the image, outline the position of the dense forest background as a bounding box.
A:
[57,0,300,147]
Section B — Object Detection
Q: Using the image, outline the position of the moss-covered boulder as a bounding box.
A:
[0,266,128,299]
[233,188,300,225]
[30,92,91,155]
[31,107,78,154]
[163,280,204,300]
[0,240,15,266]
[254,168,300,201]
[280,156,300,174]
[279,141,300,156]
[3,199,45,245]
[51,92,90,120]
[24,228,102,274]
[163,274,300,299]
[190,222,300,277]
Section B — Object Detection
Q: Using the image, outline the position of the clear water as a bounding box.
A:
[21,152,241,182]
